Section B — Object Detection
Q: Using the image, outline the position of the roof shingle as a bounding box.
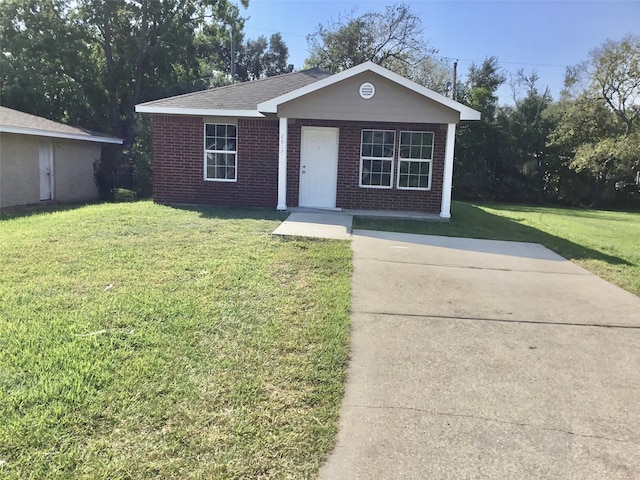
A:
[137,68,332,111]
[0,106,122,143]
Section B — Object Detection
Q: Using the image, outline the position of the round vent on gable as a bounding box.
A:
[359,82,376,99]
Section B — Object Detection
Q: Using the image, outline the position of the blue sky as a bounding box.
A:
[240,0,639,105]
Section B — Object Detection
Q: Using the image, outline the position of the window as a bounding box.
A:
[360,129,395,188]
[204,124,237,181]
[397,131,434,190]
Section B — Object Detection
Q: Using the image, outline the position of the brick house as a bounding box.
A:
[135,62,480,218]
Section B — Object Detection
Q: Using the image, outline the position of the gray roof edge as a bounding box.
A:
[0,106,122,143]
[0,125,123,144]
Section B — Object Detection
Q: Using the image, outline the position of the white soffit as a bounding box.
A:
[134,105,265,118]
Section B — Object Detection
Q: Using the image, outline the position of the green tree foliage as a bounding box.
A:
[454,36,639,208]
[508,72,558,202]
[0,0,98,126]
[550,35,640,206]
[1,0,289,199]
[304,3,448,92]
[588,34,640,135]
[234,33,290,82]
[454,57,510,200]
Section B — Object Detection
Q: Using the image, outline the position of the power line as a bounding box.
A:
[440,56,569,69]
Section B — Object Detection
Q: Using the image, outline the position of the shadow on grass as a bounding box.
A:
[353,202,631,266]
[164,203,289,222]
[0,201,100,221]
[483,202,640,221]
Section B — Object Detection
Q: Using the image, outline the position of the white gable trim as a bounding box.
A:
[258,61,481,121]
[135,105,265,118]
[0,126,123,144]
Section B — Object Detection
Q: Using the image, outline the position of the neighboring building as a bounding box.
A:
[136,62,480,218]
[0,106,122,209]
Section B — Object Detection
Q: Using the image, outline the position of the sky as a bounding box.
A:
[240,0,640,105]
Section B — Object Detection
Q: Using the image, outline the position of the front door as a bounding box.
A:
[39,140,53,201]
[299,127,339,208]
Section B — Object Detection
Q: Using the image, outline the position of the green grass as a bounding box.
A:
[354,201,640,298]
[0,202,352,479]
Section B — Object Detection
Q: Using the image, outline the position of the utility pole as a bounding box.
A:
[230,25,235,83]
[452,60,458,101]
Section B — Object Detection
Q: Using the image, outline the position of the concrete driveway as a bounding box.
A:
[320,230,640,479]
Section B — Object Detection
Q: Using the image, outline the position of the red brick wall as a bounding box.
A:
[152,115,446,213]
[288,119,446,213]
[151,115,278,207]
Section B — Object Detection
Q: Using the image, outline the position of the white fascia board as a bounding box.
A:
[134,105,265,118]
[0,126,123,144]
[258,61,481,121]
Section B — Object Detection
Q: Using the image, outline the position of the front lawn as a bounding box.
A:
[354,201,640,298]
[0,202,352,479]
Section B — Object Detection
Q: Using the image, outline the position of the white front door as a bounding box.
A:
[299,127,339,208]
[39,140,53,201]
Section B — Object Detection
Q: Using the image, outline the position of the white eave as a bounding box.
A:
[258,61,481,121]
[0,125,123,144]
[134,105,265,118]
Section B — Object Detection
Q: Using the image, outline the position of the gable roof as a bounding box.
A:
[135,68,333,117]
[0,106,123,144]
[135,62,480,121]
[259,62,480,121]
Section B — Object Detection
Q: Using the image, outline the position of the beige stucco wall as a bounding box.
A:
[0,132,40,208]
[53,139,100,202]
[278,71,460,124]
[0,132,100,208]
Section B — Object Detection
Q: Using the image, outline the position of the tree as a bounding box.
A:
[509,70,557,202]
[1,0,252,198]
[0,0,100,127]
[235,33,290,82]
[588,34,640,135]
[454,57,510,200]
[551,35,640,205]
[304,3,447,91]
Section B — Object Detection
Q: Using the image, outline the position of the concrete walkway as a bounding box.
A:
[319,230,640,479]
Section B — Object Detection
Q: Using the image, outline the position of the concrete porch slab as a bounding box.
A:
[272,212,352,240]
[287,206,445,221]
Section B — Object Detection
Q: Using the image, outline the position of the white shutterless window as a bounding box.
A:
[397,131,434,190]
[359,129,395,188]
[204,124,237,182]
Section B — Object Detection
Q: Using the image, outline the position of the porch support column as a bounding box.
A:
[440,123,456,219]
[277,116,288,211]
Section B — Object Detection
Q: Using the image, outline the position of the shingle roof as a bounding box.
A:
[136,68,332,112]
[0,106,122,144]
[136,63,481,122]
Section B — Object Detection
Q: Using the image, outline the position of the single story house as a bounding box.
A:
[135,61,480,218]
[0,106,123,209]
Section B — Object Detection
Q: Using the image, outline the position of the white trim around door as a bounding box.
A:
[299,126,339,209]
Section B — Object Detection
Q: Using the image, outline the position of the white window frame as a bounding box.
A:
[396,130,434,191]
[204,123,237,182]
[359,129,396,189]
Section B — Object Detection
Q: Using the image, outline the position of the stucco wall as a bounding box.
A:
[0,132,100,208]
[0,132,40,208]
[53,139,100,202]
